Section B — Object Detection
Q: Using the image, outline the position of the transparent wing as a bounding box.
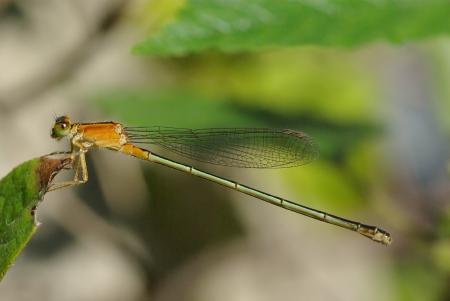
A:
[125,126,319,168]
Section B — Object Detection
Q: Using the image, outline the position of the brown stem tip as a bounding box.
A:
[38,154,72,192]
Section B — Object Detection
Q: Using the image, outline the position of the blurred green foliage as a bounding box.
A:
[433,40,450,137]
[97,89,265,128]
[133,0,450,55]
[393,261,447,301]
[127,0,185,34]
[96,0,450,299]
[170,49,378,124]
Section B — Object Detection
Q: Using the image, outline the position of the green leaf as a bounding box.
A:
[134,0,450,55]
[0,156,70,281]
[95,89,267,128]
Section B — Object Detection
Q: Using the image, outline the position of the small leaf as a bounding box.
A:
[134,0,450,55]
[0,155,71,281]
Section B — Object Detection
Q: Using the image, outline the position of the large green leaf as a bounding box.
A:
[133,0,450,55]
[0,156,70,281]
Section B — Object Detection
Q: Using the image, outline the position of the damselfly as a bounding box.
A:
[49,116,391,245]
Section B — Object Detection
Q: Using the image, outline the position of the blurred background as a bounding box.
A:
[0,0,449,300]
